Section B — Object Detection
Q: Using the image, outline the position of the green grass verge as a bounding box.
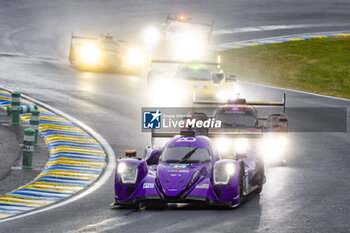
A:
[219,37,350,99]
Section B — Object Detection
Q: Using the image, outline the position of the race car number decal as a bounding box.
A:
[176,137,196,142]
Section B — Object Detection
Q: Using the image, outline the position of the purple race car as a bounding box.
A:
[114,130,265,208]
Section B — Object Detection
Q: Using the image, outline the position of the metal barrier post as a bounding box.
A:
[11,91,21,125]
[30,109,40,146]
[23,128,35,169]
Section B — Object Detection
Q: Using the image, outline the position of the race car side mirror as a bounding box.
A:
[279,117,288,122]
[226,74,237,82]
[234,152,248,159]
[145,149,161,165]
[125,150,137,157]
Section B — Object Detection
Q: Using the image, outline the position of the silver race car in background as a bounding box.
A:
[142,14,214,60]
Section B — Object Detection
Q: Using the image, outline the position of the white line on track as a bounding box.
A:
[212,23,350,35]
[0,86,116,224]
[242,81,350,102]
[213,30,350,48]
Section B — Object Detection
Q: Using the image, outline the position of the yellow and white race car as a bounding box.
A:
[69,33,149,73]
[147,60,239,105]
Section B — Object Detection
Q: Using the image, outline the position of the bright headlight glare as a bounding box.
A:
[216,91,227,101]
[117,163,138,184]
[262,135,287,161]
[79,43,101,64]
[217,87,240,101]
[226,163,235,176]
[233,85,240,95]
[235,138,249,154]
[215,138,231,154]
[172,32,206,60]
[213,164,235,185]
[124,48,145,67]
[149,77,188,106]
[142,26,160,46]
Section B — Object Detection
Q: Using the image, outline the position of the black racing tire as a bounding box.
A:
[239,163,245,205]
[256,167,265,194]
[227,164,244,209]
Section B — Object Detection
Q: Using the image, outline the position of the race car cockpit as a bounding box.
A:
[215,106,258,128]
[97,33,122,53]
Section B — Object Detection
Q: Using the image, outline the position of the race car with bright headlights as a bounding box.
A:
[142,14,214,60]
[69,32,149,73]
[114,130,265,208]
[147,60,240,105]
[194,95,289,165]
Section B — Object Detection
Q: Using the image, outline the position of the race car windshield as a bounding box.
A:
[168,23,210,34]
[168,24,186,33]
[98,38,121,52]
[175,67,211,81]
[161,146,210,163]
[215,109,257,128]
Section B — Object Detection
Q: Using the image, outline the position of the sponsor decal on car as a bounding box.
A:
[176,137,196,142]
[169,164,191,169]
[167,169,190,173]
[167,164,191,172]
[195,183,209,189]
[143,183,155,189]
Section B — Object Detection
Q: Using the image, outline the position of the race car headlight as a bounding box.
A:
[142,26,160,46]
[262,135,287,161]
[79,43,101,64]
[215,138,231,154]
[124,48,146,67]
[216,91,227,101]
[213,163,235,185]
[173,32,206,60]
[234,138,249,154]
[117,162,138,185]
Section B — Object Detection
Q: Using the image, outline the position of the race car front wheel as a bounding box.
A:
[256,169,264,194]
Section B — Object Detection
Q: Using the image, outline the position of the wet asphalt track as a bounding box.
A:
[0,0,350,232]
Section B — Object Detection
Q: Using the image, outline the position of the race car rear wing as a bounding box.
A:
[151,59,219,66]
[69,32,128,63]
[194,93,286,113]
[70,32,128,44]
[151,130,262,140]
[151,130,263,147]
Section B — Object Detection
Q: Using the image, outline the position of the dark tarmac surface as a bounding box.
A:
[0,0,349,232]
